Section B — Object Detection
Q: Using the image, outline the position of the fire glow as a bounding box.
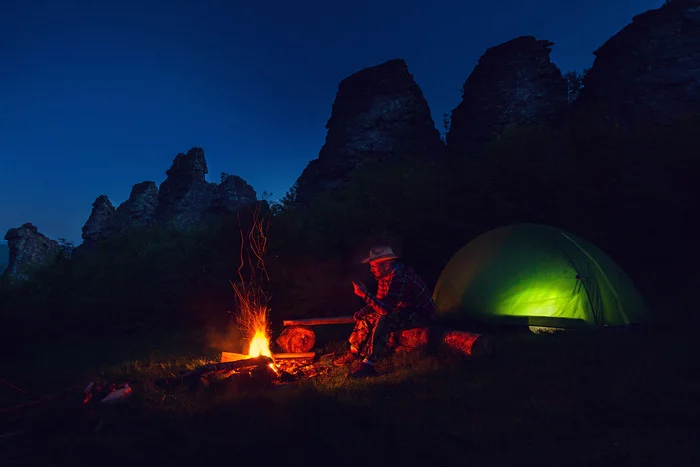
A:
[230,206,273,360]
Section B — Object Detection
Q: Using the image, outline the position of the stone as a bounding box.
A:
[209,174,257,213]
[154,147,216,229]
[3,223,59,281]
[81,195,116,243]
[576,0,700,126]
[111,181,159,234]
[447,35,568,158]
[294,58,445,204]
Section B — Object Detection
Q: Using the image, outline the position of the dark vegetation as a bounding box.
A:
[1,79,698,464]
[1,109,696,346]
[0,242,8,274]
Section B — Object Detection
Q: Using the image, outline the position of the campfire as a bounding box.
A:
[216,207,326,387]
[155,207,491,393]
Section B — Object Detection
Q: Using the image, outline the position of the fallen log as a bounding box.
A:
[385,327,492,357]
[282,316,355,326]
[443,331,493,357]
[276,325,316,352]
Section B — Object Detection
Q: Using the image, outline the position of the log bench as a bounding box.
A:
[276,316,492,358]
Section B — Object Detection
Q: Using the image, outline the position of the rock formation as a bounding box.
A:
[576,0,700,126]
[81,195,116,243]
[209,175,257,213]
[111,181,159,234]
[78,148,258,243]
[447,35,568,158]
[154,147,215,229]
[294,59,445,204]
[3,223,59,281]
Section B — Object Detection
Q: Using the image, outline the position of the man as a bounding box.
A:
[334,246,437,378]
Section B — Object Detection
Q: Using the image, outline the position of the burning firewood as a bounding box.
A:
[276,325,316,353]
[156,356,274,389]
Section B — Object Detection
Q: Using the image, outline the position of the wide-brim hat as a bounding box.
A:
[361,246,399,264]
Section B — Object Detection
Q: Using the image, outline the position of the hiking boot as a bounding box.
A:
[349,362,378,379]
[333,351,359,367]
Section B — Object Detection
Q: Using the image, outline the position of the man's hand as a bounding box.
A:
[352,281,368,298]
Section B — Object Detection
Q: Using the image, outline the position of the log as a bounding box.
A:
[195,356,273,374]
[385,327,493,358]
[156,356,273,388]
[220,352,252,363]
[272,352,315,360]
[443,331,493,357]
[386,327,433,351]
[282,316,355,326]
[276,325,316,353]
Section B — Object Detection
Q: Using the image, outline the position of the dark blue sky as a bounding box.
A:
[1,0,663,244]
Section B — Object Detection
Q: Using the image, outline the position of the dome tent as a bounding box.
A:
[433,224,651,329]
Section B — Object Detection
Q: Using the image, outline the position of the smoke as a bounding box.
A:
[206,318,244,353]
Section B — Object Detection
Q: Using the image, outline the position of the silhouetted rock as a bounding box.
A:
[209,175,257,213]
[111,181,159,233]
[77,148,257,245]
[81,195,116,244]
[3,223,59,281]
[154,147,216,229]
[294,59,445,204]
[576,0,700,126]
[447,36,568,158]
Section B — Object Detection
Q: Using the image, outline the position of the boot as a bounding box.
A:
[333,351,359,366]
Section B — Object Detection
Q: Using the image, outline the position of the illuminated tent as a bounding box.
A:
[433,224,651,329]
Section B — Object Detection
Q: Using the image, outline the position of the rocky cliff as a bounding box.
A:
[294,59,445,205]
[81,195,116,244]
[447,35,568,159]
[80,147,257,245]
[2,224,59,281]
[576,0,700,126]
[154,148,214,229]
[112,181,159,234]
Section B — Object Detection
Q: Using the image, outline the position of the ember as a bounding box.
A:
[230,205,273,359]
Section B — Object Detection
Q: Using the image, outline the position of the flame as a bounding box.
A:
[231,204,274,361]
[248,330,272,358]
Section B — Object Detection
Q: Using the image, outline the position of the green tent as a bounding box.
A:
[433,224,651,329]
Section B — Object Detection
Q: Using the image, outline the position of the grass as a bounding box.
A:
[1,324,699,466]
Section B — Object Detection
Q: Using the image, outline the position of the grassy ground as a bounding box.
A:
[1,325,699,466]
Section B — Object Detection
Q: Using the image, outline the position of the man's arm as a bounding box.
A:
[362,273,408,316]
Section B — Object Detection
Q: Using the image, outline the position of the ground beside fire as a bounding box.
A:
[1,323,697,466]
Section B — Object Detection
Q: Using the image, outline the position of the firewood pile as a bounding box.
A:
[273,357,332,382]
[155,356,276,392]
[154,352,333,392]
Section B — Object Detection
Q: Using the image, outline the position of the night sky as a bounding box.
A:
[1,0,663,244]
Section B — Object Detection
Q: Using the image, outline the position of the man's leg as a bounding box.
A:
[364,313,399,364]
[334,308,377,366]
[359,310,422,367]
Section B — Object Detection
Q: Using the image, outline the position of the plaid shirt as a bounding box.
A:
[361,262,436,320]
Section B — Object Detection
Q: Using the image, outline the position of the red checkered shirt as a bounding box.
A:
[361,263,437,320]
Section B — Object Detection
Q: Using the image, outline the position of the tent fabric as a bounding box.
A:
[433,224,651,328]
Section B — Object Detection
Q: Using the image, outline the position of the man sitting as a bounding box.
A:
[334,246,437,378]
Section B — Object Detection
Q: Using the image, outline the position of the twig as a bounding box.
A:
[0,378,29,395]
